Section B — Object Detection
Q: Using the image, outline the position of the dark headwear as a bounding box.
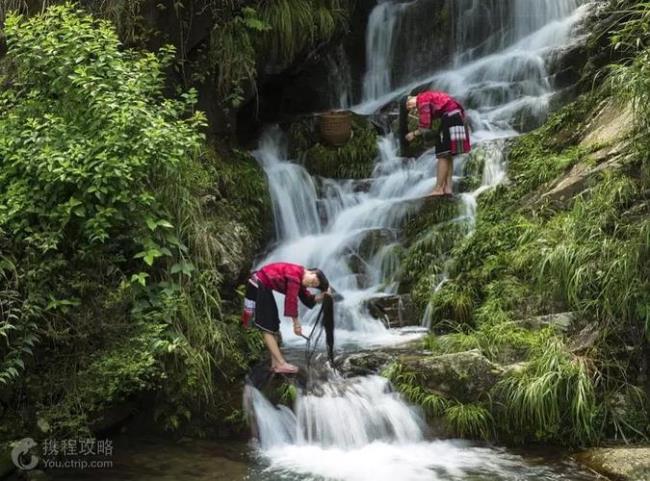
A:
[309,268,330,292]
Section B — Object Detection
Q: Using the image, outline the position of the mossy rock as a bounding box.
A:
[399,349,504,404]
[459,146,486,191]
[287,114,378,179]
[403,198,463,242]
[576,447,650,481]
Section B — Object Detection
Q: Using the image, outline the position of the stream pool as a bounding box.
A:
[47,435,601,481]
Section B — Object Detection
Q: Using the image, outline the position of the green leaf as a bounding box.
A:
[143,248,162,266]
[130,272,149,286]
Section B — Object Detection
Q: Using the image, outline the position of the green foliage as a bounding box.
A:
[209,7,269,108]
[0,4,269,438]
[494,338,598,445]
[383,362,448,418]
[206,0,349,108]
[257,0,348,69]
[385,361,493,440]
[1,4,203,260]
[0,255,40,386]
[398,58,649,444]
[277,382,298,405]
[444,403,493,439]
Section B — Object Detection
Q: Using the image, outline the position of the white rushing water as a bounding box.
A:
[255,130,439,347]
[246,3,594,480]
[246,376,596,481]
[354,0,590,139]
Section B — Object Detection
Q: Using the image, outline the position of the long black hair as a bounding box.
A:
[399,95,409,156]
[308,268,330,292]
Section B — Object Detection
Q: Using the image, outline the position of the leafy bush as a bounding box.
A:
[0,4,267,437]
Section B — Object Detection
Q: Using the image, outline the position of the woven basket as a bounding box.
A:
[318,110,352,146]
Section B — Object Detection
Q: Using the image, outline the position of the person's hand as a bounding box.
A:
[406,132,416,142]
[316,289,333,303]
[293,320,302,336]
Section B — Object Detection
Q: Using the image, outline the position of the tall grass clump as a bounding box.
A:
[257,0,348,68]
[494,338,598,445]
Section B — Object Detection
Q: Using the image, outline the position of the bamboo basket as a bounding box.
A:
[318,110,352,146]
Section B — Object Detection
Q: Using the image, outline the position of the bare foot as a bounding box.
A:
[428,189,446,198]
[273,363,299,374]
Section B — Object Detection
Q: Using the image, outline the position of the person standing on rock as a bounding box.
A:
[242,262,330,374]
[404,91,471,197]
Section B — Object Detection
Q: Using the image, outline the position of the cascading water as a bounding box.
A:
[361,1,403,102]
[326,45,354,109]
[254,130,437,343]
[354,0,590,137]
[246,3,596,480]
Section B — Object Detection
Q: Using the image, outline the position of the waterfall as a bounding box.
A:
[253,131,435,345]
[247,3,594,479]
[246,376,597,481]
[327,45,354,109]
[362,1,403,102]
[354,0,591,137]
[255,129,322,240]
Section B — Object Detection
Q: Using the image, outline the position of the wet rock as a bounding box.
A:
[357,228,400,260]
[350,178,374,193]
[400,349,504,403]
[576,446,650,481]
[581,101,634,149]
[520,312,576,332]
[365,294,419,328]
[569,322,600,353]
[548,43,589,89]
[541,155,623,205]
[339,351,394,377]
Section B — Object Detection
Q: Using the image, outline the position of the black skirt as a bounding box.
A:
[252,282,281,334]
[435,111,471,156]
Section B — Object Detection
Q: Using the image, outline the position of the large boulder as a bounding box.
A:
[400,349,504,403]
[576,446,650,481]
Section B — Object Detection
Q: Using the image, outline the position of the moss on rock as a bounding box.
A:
[287,113,379,179]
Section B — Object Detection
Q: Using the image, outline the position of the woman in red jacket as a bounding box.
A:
[405,91,471,197]
[242,262,330,374]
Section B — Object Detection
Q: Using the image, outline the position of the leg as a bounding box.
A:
[262,331,286,368]
[444,156,454,195]
[431,154,449,196]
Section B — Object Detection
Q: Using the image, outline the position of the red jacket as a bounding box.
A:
[416,91,464,129]
[255,263,316,317]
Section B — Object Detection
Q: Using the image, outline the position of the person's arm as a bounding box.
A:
[418,101,432,130]
[406,128,425,142]
[291,316,302,336]
[406,100,431,142]
[285,278,304,336]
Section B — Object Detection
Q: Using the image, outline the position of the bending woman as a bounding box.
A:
[243,262,330,374]
[405,91,471,197]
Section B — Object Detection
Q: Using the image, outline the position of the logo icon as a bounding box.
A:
[11,438,39,471]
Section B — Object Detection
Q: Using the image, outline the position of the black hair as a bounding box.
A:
[399,95,409,156]
[308,268,330,292]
